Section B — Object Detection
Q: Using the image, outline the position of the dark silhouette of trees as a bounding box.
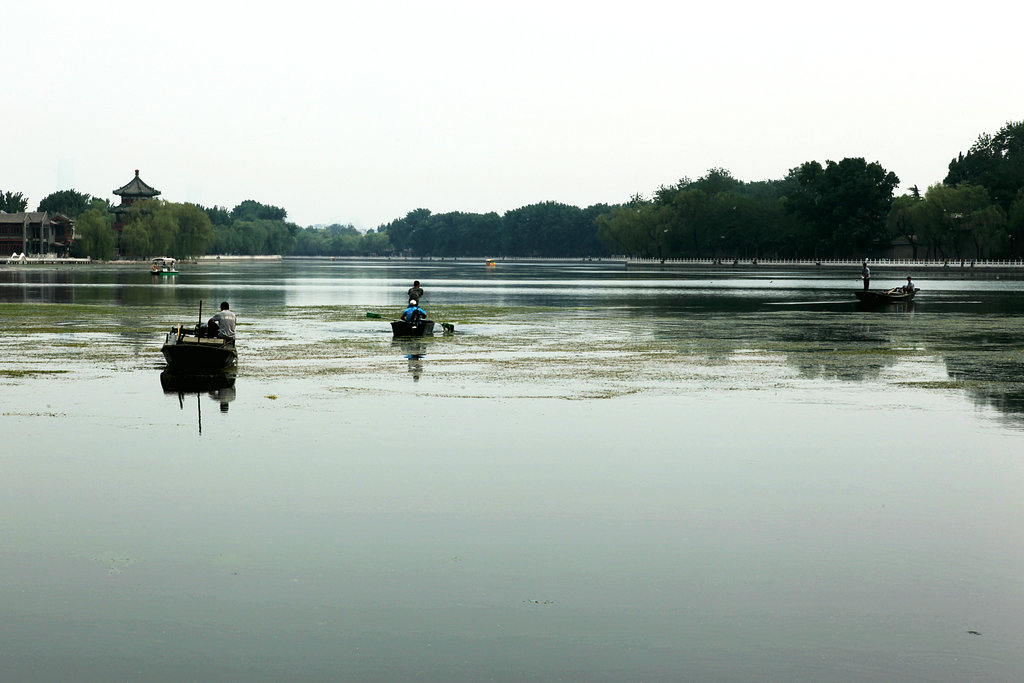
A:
[1,190,28,213]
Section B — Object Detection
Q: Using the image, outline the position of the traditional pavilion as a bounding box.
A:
[112,169,161,234]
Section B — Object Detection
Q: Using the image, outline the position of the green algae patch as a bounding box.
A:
[894,380,969,390]
[0,369,70,378]
[0,303,175,336]
[3,297,1024,406]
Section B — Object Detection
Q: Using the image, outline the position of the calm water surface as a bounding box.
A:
[2,259,1022,681]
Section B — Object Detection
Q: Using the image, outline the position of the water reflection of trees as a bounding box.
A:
[655,314,908,382]
[0,268,76,304]
[651,311,1024,422]
[1,265,290,309]
[943,355,1024,419]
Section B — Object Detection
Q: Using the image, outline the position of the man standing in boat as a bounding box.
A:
[861,261,870,290]
[209,301,237,342]
[407,280,424,302]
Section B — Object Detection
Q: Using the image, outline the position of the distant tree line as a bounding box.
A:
[376,120,1024,261]
[901,120,1024,260]
[380,202,611,258]
[8,120,1023,260]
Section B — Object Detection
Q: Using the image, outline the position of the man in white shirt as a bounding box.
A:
[210,301,236,341]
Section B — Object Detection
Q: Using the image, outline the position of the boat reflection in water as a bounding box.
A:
[160,371,236,433]
[855,300,915,313]
[394,340,426,381]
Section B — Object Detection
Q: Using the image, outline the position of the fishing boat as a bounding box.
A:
[391,319,435,337]
[151,257,178,275]
[855,287,918,305]
[161,323,237,372]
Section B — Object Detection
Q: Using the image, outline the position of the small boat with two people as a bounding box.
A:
[151,257,179,276]
[855,277,919,306]
[366,282,453,337]
[855,288,917,304]
[161,301,237,372]
[391,318,435,337]
[391,298,435,337]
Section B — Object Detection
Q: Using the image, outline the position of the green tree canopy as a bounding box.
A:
[1,190,29,213]
[945,120,1024,212]
[596,172,802,259]
[69,208,116,260]
[230,200,287,222]
[886,192,923,259]
[911,183,1008,260]
[173,203,215,257]
[203,205,232,226]
[116,200,216,258]
[37,189,92,217]
[785,158,899,257]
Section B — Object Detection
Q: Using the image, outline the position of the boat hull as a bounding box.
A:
[162,332,237,372]
[855,289,916,304]
[391,320,435,337]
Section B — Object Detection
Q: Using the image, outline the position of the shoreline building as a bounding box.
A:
[0,211,74,256]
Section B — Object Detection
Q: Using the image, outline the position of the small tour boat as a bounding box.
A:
[151,257,178,275]
[391,319,435,337]
[161,323,237,372]
[855,287,918,305]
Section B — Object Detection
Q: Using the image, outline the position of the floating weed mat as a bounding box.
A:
[0,369,70,378]
[0,303,185,337]
[2,302,1023,406]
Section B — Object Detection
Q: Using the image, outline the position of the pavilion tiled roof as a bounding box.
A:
[113,169,161,198]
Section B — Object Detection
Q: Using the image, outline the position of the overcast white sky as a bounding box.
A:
[4,0,1021,228]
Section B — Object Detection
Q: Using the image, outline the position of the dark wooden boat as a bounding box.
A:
[161,324,237,372]
[391,319,435,337]
[855,287,918,305]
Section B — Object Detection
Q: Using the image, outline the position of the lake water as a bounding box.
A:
[2,259,1023,681]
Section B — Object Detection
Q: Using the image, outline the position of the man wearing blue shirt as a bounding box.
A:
[401,299,426,324]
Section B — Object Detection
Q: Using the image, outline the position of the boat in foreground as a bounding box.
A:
[391,319,435,337]
[161,324,237,372]
[855,287,918,305]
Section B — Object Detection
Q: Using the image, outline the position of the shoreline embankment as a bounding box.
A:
[4,254,1024,274]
